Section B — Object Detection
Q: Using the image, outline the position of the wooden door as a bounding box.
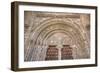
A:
[61,45,73,60]
[45,45,58,60]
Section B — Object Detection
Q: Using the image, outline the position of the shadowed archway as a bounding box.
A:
[24,11,90,61]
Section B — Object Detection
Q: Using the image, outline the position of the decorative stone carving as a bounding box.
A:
[24,11,90,61]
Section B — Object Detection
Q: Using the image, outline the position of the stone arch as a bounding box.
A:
[25,18,88,61]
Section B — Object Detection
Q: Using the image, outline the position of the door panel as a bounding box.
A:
[61,45,73,60]
[45,45,58,60]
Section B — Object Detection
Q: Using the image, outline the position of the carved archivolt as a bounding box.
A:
[24,11,90,61]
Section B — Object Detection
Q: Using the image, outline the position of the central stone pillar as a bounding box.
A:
[57,37,63,60]
[57,46,62,60]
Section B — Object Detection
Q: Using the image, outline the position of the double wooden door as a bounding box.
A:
[45,45,73,60]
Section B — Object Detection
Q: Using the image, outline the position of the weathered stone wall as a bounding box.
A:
[24,11,90,61]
